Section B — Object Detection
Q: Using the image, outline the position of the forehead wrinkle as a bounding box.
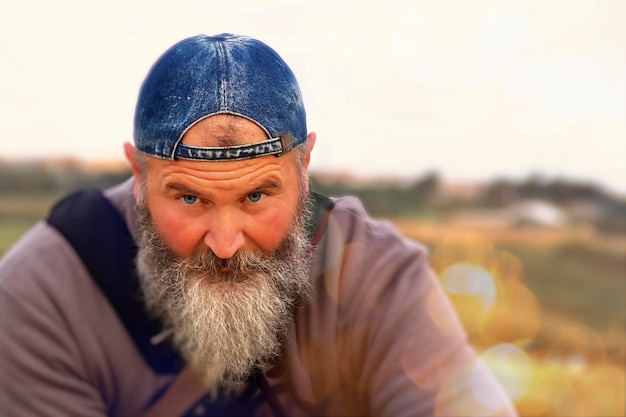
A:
[145,146,300,194]
[154,158,288,197]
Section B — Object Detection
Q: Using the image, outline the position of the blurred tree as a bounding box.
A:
[409,171,439,204]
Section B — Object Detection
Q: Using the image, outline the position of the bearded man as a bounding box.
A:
[0,34,517,416]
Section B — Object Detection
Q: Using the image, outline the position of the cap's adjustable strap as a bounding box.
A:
[174,132,297,161]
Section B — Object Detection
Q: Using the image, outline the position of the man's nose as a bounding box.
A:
[203,209,246,260]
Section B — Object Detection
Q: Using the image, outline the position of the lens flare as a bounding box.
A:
[440,263,497,336]
[481,277,541,345]
[479,344,532,403]
[430,231,496,272]
[441,263,497,312]
[394,217,623,416]
[426,279,467,336]
[430,231,541,346]
[433,359,517,417]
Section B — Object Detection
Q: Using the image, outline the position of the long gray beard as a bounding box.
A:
[135,196,313,393]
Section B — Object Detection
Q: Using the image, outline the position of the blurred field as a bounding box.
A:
[393,220,625,416]
[1,191,624,416]
[0,193,59,253]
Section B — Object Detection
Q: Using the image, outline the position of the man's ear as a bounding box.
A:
[303,131,316,171]
[123,142,142,199]
[300,132,316,194]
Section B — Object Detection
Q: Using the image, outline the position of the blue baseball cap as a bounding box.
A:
[134,34,307,161]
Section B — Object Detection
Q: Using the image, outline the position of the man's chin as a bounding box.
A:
[191,269,262,287]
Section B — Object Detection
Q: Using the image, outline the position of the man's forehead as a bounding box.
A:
[143,143,297,187]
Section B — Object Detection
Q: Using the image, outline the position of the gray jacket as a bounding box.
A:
[0,178,516,416]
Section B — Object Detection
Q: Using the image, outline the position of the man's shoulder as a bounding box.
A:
[0,219,106,334]
[310,194,432,303]
[0,179,136,297]
[326,195,428,256]
[104,177,140,242]
[0,221,74,289]
[326,195,377,233]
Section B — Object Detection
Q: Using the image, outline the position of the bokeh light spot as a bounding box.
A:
[426,281,466,336]
[441,263,497,312]
[434,360,514,416]
[479,343,532,403]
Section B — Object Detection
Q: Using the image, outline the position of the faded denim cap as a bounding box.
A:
[134,33,307,161]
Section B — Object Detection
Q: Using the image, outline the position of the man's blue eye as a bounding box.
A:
[248,192,262,202]
[182,195,197,205]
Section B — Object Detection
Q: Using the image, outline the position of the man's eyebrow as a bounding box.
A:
[164,182,202,195]
[250,178,282,191]
[164,179,282,195]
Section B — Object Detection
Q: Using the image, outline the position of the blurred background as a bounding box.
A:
[1,0,624,415]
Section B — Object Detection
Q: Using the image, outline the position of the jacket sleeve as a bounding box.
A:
[320,197,518,417]
[361,252,516,417]
[0,276,108,417]
[0,224,108,417]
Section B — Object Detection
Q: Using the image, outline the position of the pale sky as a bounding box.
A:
[1,0,625,193]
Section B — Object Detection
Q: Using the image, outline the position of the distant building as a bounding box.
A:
[504,199,569,228]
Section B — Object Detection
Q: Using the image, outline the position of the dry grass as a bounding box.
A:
[393,219,625,416]
[392,219,624,253]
